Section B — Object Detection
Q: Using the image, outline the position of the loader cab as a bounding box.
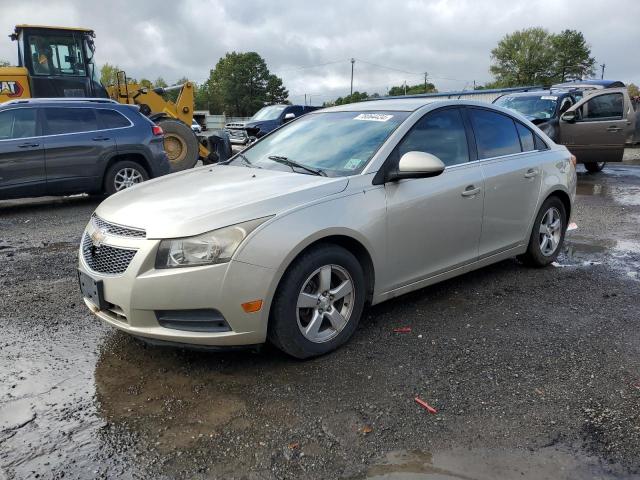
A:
[11,25,108,99]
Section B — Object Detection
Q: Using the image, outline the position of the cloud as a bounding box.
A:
[0,0,638,105]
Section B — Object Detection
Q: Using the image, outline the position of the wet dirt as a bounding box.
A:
[1,160,640,479]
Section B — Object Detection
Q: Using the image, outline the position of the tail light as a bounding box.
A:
[152,125,164,136]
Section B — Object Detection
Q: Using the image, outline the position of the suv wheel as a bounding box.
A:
[269,244,366,359]
[104,161,149,195]
[519,196,567,267]
[584,161,606,173]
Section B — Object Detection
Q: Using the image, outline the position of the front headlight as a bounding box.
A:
[155,217,272,269]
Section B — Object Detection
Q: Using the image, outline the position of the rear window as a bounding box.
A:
[97,109,131,129]
[44,108,98,135]
[469,109,521,159]
[515,123,535,151]
[0,108,37,140]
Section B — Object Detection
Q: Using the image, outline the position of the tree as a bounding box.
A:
[490,28,596,87]
[139,78,153,89]
[551,29,596,82]
[205,52,288,116]
[627,83,639,98]
[100,63,120,86]
[153,77,168,88]
[330,91,371,106]
[388,81,437,96]
[0,59,10,67]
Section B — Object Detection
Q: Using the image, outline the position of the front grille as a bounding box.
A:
[82,234,137,275]
[225,128,247,139]
[91,214,146,238]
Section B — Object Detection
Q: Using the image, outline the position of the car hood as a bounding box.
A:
[94,165,349,239]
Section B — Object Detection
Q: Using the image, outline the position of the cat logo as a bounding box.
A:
[0,80,24,97]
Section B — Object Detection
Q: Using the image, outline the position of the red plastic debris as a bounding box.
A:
[393,327,412,333]
[414,396,438,414]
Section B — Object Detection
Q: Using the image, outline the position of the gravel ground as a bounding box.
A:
[1,157,640,480]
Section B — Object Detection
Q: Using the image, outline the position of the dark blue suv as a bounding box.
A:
[0,98,171,200]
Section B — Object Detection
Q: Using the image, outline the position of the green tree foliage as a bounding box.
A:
[490,28,596,87]
[153,77,168,88]
[388,82,437,96]
[626,83,639,98]
[551,30,596,82]
[139,78,153,89]
[330,91,371,106]
[0,59,10,67]
[205,52,289,116]
[100,63,120,86]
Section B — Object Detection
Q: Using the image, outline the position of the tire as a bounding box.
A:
[104,161,149,195]
[268,244,366,359]
[519,196,567,267]
[157,118,199,172]
[584,161,606,173]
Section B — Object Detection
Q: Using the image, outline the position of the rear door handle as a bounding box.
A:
[461,185,481,197]
[606,126,622,132]
[92,136,111,141]
[524,168,538,178]
[17,143,40,148]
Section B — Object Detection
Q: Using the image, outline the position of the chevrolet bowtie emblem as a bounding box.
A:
[90,228,107,248]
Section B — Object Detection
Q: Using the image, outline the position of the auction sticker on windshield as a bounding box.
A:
[354,113,394,122]
[541,96,558,100]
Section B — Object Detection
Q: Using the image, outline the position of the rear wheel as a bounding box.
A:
[104,161,149,195]
[584,161,606,173]
[519,196,567,267]
[157,119,199,171]
[269,245,365,359]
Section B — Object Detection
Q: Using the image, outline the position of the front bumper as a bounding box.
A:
[78,229,275,346]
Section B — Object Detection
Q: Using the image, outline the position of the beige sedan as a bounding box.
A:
[79,98,576,358]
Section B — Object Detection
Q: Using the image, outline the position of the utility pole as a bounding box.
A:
[600,63,606,80]
[350,58,355,96]
[473,80,476,90]
[304,93,307,106]
[424,72,428,93]
[404,80,407,96]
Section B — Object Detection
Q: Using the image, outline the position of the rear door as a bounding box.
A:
[0,107,45,199]
[467,107,544,257]
[42,106,117,194]
[384,107,484,289]
[558,89,628,163]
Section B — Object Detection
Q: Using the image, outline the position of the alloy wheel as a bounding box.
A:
[114,168,144,191]
[539,207,562,256]
[296,264,355,343]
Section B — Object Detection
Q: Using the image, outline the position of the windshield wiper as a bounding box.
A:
[267,155,326,176]
[231,152,256,168]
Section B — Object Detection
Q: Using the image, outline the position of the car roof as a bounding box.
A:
[553,79,625,89]
[1,98,124,108]
[321,98,442,112]
[495,90,569,99]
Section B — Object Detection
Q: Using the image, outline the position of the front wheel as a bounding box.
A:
[519,196,567,267]
[584,161,606,173]
[269,245,366,359]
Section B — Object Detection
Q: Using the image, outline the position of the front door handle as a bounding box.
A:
[461,185,481,197]
[606,126,622,132]
[17,142,40,148]
[524,168,538,179]
[92,136,111,141]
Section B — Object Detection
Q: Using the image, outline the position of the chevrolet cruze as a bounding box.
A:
[78,98,576,358]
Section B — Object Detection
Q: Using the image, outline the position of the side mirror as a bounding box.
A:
[561,111,577,123]
[387,151,446,182]
[283,112,296,122]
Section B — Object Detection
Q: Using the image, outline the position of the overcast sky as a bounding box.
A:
[1,0,638,105]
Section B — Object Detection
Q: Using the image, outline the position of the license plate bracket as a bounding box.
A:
[78,270,107,310]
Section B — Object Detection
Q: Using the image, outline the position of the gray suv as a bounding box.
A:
[0,98,171,200]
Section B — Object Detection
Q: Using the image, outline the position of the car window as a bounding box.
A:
[515,122,535,152]
[97,109,131,129]
[44,107,98,135]
[469,109,521,159]
[584,93,624,120]
[397,108,469,167]
[0,108,37,140]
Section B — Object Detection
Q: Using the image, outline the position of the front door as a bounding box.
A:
[384,107,484,290]
[558,89,628,163]
[0,107,45,199]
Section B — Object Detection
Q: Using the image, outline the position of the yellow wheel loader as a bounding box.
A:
[0,25,216,171]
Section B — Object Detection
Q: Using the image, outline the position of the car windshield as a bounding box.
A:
[228,111,410,176]
[495,95,559,120]
[251,105,287,121]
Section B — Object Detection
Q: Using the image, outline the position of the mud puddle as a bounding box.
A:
[363,447,637,480]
